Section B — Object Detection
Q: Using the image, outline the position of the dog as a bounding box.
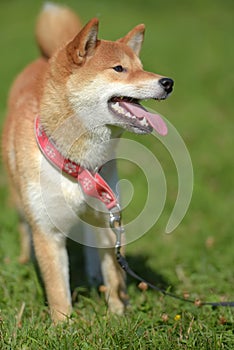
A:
[2,3,173,323]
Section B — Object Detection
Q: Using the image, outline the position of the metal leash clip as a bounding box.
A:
[109,205,125,252]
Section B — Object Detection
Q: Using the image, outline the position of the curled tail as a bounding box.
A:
[35,2,82,58]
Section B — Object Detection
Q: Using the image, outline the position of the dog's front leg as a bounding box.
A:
[99,243,127,315]
[82,223,127,314]
[32,228,71,323]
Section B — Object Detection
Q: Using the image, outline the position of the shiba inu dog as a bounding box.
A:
[2,3,173,323]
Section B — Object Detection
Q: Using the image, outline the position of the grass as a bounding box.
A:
[0,0,234,348]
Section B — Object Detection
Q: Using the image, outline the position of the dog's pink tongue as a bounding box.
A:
[120,101,168,136]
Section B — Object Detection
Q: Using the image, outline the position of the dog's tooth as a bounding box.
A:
[140,117,148,127]
[125,112,132,118]
[112,102,125,114]
[113,102,120,109]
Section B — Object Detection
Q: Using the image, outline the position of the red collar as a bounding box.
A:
[35,116,118,210]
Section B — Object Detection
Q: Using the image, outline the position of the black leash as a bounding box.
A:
[116,248,234,308]
[109,206,234,308]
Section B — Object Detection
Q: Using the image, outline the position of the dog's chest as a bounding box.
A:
[27,152,118,235]
[26,154,86,233]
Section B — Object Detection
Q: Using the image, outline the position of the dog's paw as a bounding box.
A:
[108,298,125,315]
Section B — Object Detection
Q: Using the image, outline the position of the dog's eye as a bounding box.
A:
[113,65,125,73]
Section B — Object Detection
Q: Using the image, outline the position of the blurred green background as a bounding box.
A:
[0,0,234,347]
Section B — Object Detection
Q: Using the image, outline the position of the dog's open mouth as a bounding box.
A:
[108,97,168,135]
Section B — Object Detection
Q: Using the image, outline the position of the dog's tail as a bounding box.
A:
[35,2,82,58]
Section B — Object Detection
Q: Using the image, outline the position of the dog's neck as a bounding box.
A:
[39,94,117,171]
[39,115,114,171]
[35,116,120,210]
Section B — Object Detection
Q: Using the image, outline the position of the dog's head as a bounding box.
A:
[50,18,174,136]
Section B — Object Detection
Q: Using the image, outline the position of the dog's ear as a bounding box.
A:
[66,18,99,64]
[117,24,145,56]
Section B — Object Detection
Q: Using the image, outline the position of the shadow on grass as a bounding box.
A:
[124,254,172,291]
[66,239,172,300]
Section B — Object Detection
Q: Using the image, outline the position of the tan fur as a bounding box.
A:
[2,4,171,323]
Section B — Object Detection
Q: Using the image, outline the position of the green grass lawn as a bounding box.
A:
[1,0,234,348]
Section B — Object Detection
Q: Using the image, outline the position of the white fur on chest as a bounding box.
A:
[26,152,118,232]
[26,153,86,236]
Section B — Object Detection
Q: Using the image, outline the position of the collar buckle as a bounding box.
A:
[109,205,125,251]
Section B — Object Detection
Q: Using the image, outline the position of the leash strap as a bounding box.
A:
[116,248,234,307]
[110,218,234,308]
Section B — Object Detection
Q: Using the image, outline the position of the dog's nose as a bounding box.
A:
[159,77,174,94]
